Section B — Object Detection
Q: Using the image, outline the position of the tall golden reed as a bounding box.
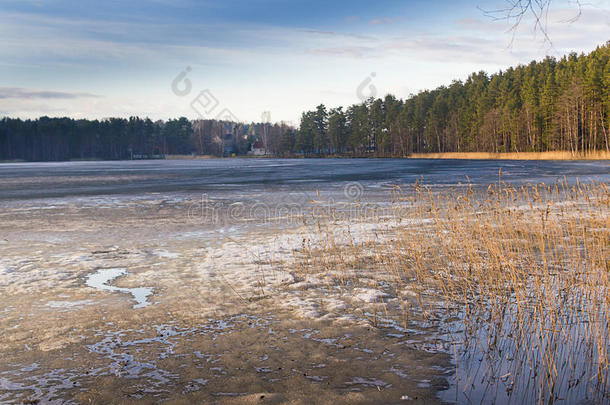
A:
[292,180,609,403]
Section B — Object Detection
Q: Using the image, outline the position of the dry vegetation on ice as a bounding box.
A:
[285,180,609,404]
[409,151,610,160]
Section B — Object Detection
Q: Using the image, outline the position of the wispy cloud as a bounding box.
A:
[0,87,101,99]
[370,17,408,25]
[455,17,504,32]
[306,46,376,59]
[301,29,375,41]
[306,35,507,63]
[306,6,610,64]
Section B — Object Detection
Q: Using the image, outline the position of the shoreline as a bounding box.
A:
[168,151,610,161]
[3,150,610,163]
[408,151,610,160]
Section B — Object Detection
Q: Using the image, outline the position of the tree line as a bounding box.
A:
[0,116,295,161]
[296,41,610,156]
[1,42,608,161]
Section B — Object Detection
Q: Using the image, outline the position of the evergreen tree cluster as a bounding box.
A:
[295,42,610,156]
[0,116,295,161]
[0,117,193,161]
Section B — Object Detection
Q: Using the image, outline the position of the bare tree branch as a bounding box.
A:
[479,0,582,45]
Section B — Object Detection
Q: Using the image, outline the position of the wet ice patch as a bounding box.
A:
[353,288,389,303]
[44,300,94,310]
[86,268,153,309]
[183,378,208,393]
[0,368,82,405]
[345,377,391,388]
[152,250,181,259]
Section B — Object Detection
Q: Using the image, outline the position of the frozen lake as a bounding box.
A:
[0,158,608,404]
[1,158,608,200]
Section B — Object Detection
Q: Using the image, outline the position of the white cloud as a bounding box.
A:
[369,17,408,25]
[0,87,100,99]
[305,6,609,66]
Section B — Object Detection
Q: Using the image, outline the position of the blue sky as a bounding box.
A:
[1,0,609,124]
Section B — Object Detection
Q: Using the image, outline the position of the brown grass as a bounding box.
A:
[410,150,610,160]
[291,180,610,403]
[165,154,218,159]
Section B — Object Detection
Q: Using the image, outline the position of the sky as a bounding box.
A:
[1,0,609,124]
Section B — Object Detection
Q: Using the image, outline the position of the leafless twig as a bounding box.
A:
[479,0,583,46]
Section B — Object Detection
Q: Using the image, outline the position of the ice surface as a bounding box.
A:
[85,268,153,309]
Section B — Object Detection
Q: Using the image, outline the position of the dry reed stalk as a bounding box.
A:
[289,181,609,403]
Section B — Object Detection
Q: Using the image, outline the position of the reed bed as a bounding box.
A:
[409,150,610,160]
[292,180,609,404]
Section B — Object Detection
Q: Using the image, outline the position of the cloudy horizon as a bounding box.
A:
[1,0,609,124]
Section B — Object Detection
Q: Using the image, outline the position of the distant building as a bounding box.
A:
[249,141,266,156]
